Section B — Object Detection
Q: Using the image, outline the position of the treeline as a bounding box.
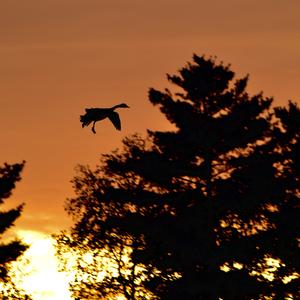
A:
[55,55,299,300]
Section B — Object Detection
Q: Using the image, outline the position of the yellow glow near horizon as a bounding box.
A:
[10,230,298,300]
[12,230,73,300]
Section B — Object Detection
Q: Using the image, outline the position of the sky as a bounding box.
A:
[1,0,300,265]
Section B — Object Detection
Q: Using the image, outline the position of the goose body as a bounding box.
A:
[80,103,129,133]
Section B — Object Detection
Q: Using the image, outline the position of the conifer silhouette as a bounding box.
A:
[57,55,299,299]
[0,161,31,299]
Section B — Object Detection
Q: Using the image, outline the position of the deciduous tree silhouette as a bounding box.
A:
[57,55,298,299]
[0,161,31,299]
[55,160,154,300]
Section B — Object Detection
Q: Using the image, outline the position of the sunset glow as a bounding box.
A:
[12,231,72,300]
[0,0,299,298]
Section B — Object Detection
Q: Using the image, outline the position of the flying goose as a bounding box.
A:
[80,103,129,134]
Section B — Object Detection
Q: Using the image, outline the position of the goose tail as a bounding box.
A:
[80,114,92,128]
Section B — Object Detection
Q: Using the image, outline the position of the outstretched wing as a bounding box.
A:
[80,112,93,127]
[80,108,105,128]
[108,111,121,130]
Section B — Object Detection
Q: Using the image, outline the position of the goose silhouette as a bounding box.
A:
[80,103,129,134]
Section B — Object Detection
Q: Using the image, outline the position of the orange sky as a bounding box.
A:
[1,0,300,236]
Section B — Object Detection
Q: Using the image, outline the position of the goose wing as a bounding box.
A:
[80,108,106,127]
[108,111,121,130]
[80,110,94,127]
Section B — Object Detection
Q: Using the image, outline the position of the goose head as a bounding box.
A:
[112,103,130,110]
[118,103,129,108]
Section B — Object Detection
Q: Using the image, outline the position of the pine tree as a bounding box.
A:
[58,55,298,299]
[109,55,276,299]
[260,102,300,299]
[0,161,30,299]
